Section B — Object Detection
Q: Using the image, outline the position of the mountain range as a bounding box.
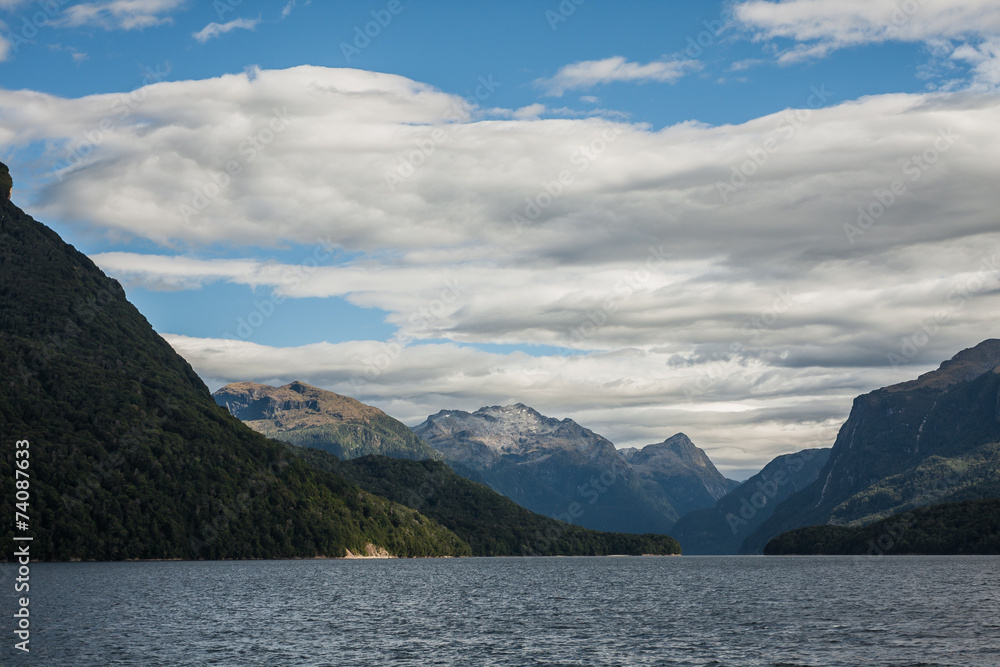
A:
[219,391,740,535]
[741,339,1000,553]
[413,404,737,533]
[0,168,678,560]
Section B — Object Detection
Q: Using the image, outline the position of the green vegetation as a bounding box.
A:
[764,498,1000,555]
[829,442,1000,525]
[0,197,469,560]
[292,449,682,556]
[255,415,440,461]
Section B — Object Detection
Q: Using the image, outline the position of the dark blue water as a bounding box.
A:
[2,556,998,666]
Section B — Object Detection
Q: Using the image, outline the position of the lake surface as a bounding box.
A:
[2,556,998,666]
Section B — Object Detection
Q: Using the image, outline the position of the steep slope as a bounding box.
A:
[293,450,681,556]
[0,183,468,560]
[670,448,830,554]
[620,433,739,517]
[413,404,678,534]
[214,381,438,461]
[764,498,1000,555]
[742,340,1000,553]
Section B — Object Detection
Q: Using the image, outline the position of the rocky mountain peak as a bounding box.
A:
[887,338,1000,393]
[214,381,378,425]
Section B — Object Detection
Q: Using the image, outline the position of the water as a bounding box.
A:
[2,556,998,666]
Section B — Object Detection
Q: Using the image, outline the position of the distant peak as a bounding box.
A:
[642,433,695,453]
[887,339,1000,393]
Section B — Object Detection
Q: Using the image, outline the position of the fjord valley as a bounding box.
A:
[214,344,1000,558]
[4,169,998,562]
[6,2,1000,663]
[0,178,678,560]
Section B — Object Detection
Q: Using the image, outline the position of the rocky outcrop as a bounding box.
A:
[214,381,440,461]
[1,161,11,200]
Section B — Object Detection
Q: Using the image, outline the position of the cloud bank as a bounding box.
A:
[3,65,999,473]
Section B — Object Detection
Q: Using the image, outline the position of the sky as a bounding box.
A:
[2,0,999,479]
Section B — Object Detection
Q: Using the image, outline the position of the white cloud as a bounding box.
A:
[193,17,261,43]
[281,0,296,19]
[60,0,188,30]
[162,333,861,475]
[735,0,1000,81]
[0,32,9,63]
[5,66,1000,472]
[951,37,1000,88]
[536,56,701,96]
[736,0,1000,46]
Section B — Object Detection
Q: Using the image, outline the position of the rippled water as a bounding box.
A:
[2,556,998,665]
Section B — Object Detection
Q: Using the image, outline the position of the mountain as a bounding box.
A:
[741,340,1000,553]
[214,381,438,461]
[292,450,681,556]
[764,498,1000,555]
[620,433,739,517]
[0,162,10,199]
[413,404,679,534]
[670,448,831,554]
[0,174,468,560]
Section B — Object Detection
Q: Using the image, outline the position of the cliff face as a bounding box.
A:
[670,448,831,554]
[741,340,1000,553]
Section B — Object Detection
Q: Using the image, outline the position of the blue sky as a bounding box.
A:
[2,0,1000,477]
